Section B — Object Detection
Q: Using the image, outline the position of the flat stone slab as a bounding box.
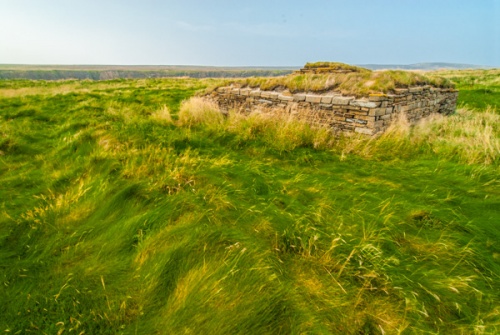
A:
[350,100,380,108]
[293,94,306,102]
[261,91,272,98]
[305,94,322,103]
[368,108,386,116]
[269,92,279,100]
[331,96,354,105]
[321,96,333,104]
[279,94,294,102]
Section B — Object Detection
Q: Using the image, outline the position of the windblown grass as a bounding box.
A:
[182,97,499,165]
[178,98,333,152]
[334,107,500,165]
[178,96,224,127]
[0,77,498,334]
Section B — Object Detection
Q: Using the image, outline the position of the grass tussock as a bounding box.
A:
[150,104,173,124]
[178,96,224,127]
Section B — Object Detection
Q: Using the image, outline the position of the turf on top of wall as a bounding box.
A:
[211,62,454,97]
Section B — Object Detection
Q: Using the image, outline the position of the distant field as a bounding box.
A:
[0,71,499,334]
[0,65,296,80]
[433,69,500,112]
[0,63,493,81]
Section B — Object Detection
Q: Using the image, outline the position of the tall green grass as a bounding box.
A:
[0,77,498,334]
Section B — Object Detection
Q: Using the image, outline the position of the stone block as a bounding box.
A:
[394,88,408,94]
[305,94,322,103]
[231,88,240,95]
[355,127,374,135]
[368,108,386,116]
[346,118,368,124]
[350,99,380,108]
[352,110,368,116]
[269,92,279,100]
[357,115,376,121]
[368,94,388,102]
[331,96,354,105]
[278,94,294,102]
[321,96,333,104]
[261,91,271,98]
[250,90,261,97]
[293,94,306,102]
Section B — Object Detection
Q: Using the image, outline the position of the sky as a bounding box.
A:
[1,0,499,67]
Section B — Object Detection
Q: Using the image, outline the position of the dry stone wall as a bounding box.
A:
[207,86,458,135]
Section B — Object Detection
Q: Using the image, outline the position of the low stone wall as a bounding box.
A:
[207,86,458,135]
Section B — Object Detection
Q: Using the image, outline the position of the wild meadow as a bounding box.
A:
[0,72,499,334]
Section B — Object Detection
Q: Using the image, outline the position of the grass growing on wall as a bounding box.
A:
[213,68,454,96]
[0,75,499,334]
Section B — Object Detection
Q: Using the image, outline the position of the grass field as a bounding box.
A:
[0,71,499,334]
[432,69,500,112]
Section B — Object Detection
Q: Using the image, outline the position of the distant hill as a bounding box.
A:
[359,62,494,71]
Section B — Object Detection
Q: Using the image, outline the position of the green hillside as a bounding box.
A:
[0,73,499,334]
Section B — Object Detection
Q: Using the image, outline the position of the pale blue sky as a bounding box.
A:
[1,0,498,66]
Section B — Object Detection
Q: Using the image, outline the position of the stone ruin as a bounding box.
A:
[206,63,458,136]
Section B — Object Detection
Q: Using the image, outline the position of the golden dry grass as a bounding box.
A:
[209,69,453,97]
